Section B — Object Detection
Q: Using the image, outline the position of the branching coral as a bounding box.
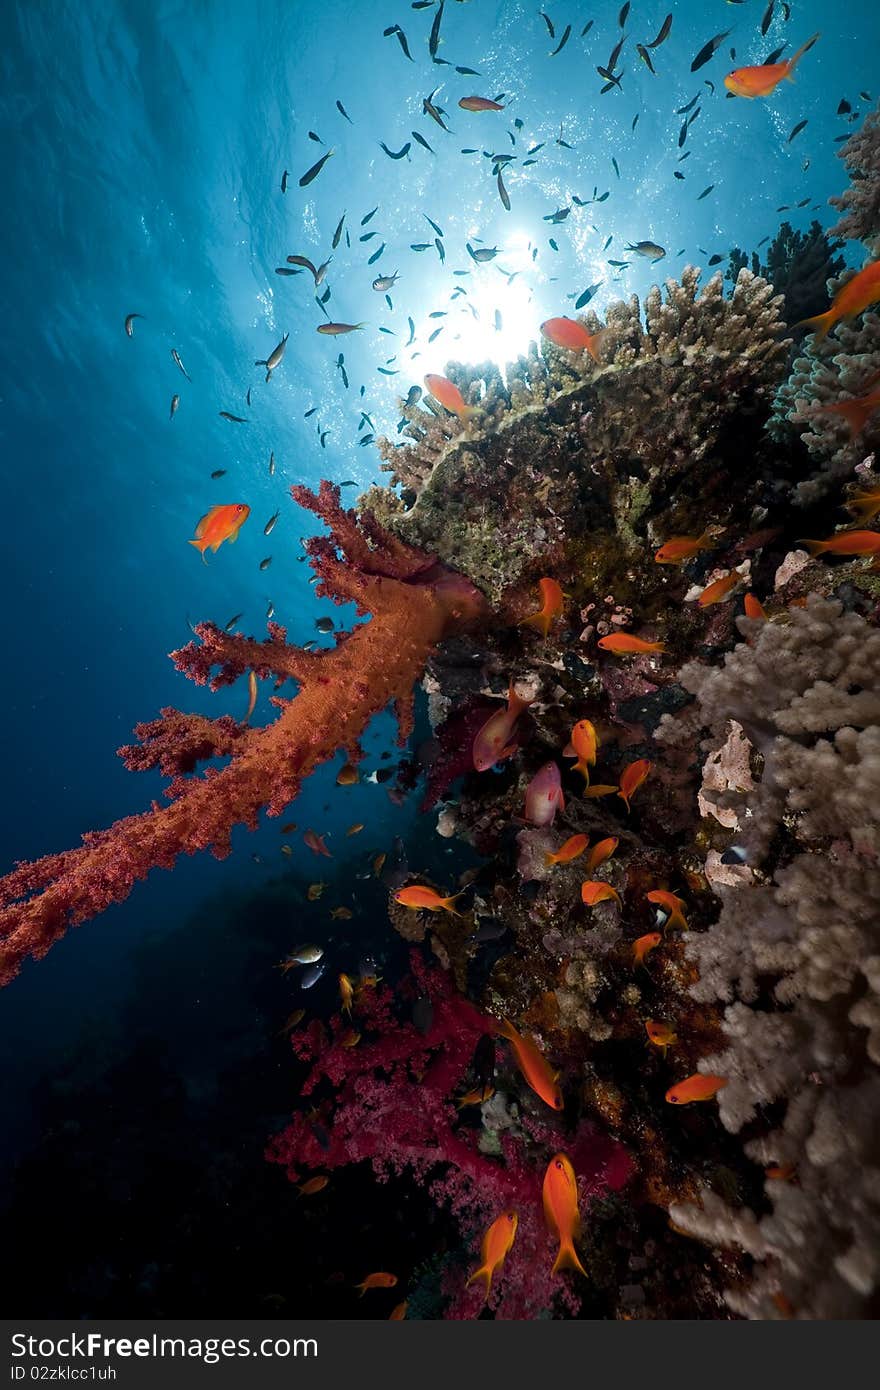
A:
[829,101,880,254]
[660,597,880,1318]
[373,268,789,601]
[0,483,486,986]
[726,220,846,327]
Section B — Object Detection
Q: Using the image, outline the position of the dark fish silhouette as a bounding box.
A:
[299,149,334,186]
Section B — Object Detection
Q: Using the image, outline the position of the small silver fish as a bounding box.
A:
[625,240,666,260]
[171,348,191,381]
[255,332,289,382]
[372,272,400,292]
[300,962,326,989]
[170,394,180,419]
[264,511,280,536]
[259,556,272,571]
[288,944,324,965]
[124,313,143,337]
[269,451,276,476]
[315,617,334,634]
[266,600,275,619]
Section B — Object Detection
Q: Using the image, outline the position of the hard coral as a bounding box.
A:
[829,101,880,254]
[374,269,789,602]
[0,484,485,985]
[661,596,880,1318]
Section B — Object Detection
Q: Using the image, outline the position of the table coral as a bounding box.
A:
[0,483,485,986]
[661,596,880,1318]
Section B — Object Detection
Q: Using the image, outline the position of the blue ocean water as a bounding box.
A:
[1,0,877,1314]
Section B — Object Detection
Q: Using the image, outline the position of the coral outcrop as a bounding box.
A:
[829,101,880,254]
[726,220,846,327]
[374,268,789,602]
[0,483,485,985]
[661,597,880,1318]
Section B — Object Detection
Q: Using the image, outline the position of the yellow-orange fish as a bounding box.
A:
[520,577,564,638]
[645,1020,677,1053]
[540,317,605,362]
[696,571,740,607]
[586,837,618,873]
[298,1175,329,1196]
[457,1084,495,1108]
[632,932,662,968]
[581,880,621,908]
[795,256,880,342]
[618,759,652,811]
[646,889,688,932]
[665,1073,727,1105]
[466,1210,518,1300]
[654,532,712,564]
[724,32,820,97]
[355,1272,398,1295]
[339,972,355,1016]
[743,593,767,620]
[307,881,327,900]
[336,762,359,786]
[496,1017,563,1110]
[597,633,665,655]
[563,719,598,783]
[800,530,880,560]
[424,372,476,420]
[394,884,463,914]
[188,503,250,561]
[845,485,880,524]
[765,1162,797,1182]
[388,1301,408,1320]
[542,1154,587,1277]
[346,822,365,836]
[545,833,589,867]
[473,682,532,772]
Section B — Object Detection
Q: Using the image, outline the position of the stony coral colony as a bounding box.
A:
[5,97,880,1318]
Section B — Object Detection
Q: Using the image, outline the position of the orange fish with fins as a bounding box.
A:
[542,1154,587,1277]
[394,884,464,915]
[563,719,598,782]
[724,32,820,97]
[472,683,532,772]
[618,759,652,811]
[424,373,477,420]
[545,834,589,866]
[818,387,880,438]
[188,503,250,561]
[795,258,880,342]
[800,530,880,562]
[632,932,662,968]
[646,889,688,932]
[496,1017,563,1110]
[520,578,564,638]
[654,532,712,564]
[665,1073,727,1105]
[540,317,605,362]
[581,880,621,908]
[597,633,665,655]
[466,1210,518,1300]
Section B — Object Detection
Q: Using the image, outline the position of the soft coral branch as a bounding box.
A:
[0,483,486,986]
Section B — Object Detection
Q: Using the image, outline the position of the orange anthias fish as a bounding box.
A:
[525,762,565,827]
[298,1175,329,1197]
[188,503,250,561]
[563,719,598,782]
[473,682,532,772]
[339,972,355,1016]
[800,530,880,560]
[304,829,332,857]
[545,833,589,866]
[542,1154,587,1277]
[586,837,618,873]
[540,317,605,363]
[581,880,621,908]
[496,1017,563,1110]
[520,578,564,638]
[346,822,365,836]
[424,372,476,420]
[395,884,464,915]
[846,485,880,524]
[665,1073,727,1105]
[355,1272,398,1295]
[336,762,359,785]
[647,889,688,932]
[307,881,327,900]
[597,633,665,655]
[765,1162,798,1181]
[654,532,712,565]
[632,932,662,967]
[645,1020,677,1053]
[618,759,652,811]
[796,258,880,342]
[459,94,505,111]
[466,1210,519,1300]
[743,593,767,620]
[724,31,820,97]
[818,387,880,438]
[696,571,740,607]
[388,1301,408,1320]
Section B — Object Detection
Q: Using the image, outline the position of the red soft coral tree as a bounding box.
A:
[268,952,632,1319]
[0,483,486,986]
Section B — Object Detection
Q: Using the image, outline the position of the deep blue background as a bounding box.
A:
[0,0,877,1313]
